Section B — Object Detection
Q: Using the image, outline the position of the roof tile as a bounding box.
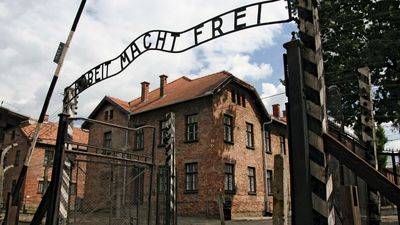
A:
[108,71,231,114]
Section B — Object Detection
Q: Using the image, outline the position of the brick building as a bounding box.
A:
[83,71,289,217]
[0,116,88,210]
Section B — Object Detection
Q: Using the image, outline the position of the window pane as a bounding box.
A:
[224,115,233,142]
[265,131,271,153]
[185,163,198,191]
[224,164,234,192]
[248,167,256,193]
[280,136,286,154]
[186,115,198,141]
[136,129,144,149]
[246,123,254,148]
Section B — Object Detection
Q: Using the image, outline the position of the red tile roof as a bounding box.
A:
[107,71,232,114]
[21,121,89,146]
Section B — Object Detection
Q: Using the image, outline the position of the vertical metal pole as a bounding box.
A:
[11,0,86,210]
[45,113,69,225]
[147,128,156,225]
[392,150,398,185]
[391,150,400,225]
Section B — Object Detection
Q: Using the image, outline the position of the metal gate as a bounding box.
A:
[60,117,166,225]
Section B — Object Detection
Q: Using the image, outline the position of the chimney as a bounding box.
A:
[141,81,150,102]
[44,114,49,122]
[272,104,280,119]
[159,75,168,98]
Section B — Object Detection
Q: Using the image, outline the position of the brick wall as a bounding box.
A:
[83,81,290,218]
[2,124,86,210]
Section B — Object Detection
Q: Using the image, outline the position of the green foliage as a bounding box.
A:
[376,125,388,169]
[319,0,400,128]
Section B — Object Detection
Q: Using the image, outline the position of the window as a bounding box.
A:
[136,128,144,150]
[267,170,273,195]
[14,149,20,166]
[231,91,236,103]
[44,149,54,166]
[224,163,234,192]
[160,121,167,145]
[158,167,168,192]
[280,136,286,154]
[104,109,114,120]
[248,167,256,194]
[70,183,77,195]
[133,167,145,204]
[236,93,241,105]
[223,115,233,143]
[246,123,254,148]
[103,132,112,148]
[264,131,271,153]
[186,114,198,142]
[185,163,198,192]
[109,109,113,120]
[11,130,16,140]
[242,95,246,107]
[38,181,44,194]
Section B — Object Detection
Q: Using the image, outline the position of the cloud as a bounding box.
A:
[260,82,287,115]
[0,0,288,119]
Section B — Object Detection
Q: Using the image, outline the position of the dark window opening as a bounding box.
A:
[185,163,198,191]
[224,115,233,143]
[224,163,235,192]
[186,114,198,142]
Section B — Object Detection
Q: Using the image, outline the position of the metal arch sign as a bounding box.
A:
[66,0,292,100]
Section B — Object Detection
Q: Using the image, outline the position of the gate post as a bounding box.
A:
[285,0,334,224]
[357,67,381,224]
[45,113,69,225]
[165,112,176,225]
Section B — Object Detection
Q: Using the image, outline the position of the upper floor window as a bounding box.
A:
[185,163,198,192]
[160,120,167,145]
[264,130,271,153]
[38,181,45,194]
[104,109,114,121]
[224,115,233,143]
[224,163,235,193]
[103,131,112,148]
[241,95,246,107]
[231,90,246,107]
[44,149,54,166]
[70,183,77,195]
[246,123,254,148]
[248,167,256,194]
[136,128,144,150]
[280,135,286,154]
[186,114,198,142]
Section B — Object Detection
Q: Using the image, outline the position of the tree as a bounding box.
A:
[320,0,400,128]
[376,125,388,169]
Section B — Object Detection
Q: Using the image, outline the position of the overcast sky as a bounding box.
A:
[0,0,398,149]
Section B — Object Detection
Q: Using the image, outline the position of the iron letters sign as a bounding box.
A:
[67,0,292,100]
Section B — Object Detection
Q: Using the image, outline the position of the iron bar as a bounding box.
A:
[11,1,86,210]
[46,113,69,225]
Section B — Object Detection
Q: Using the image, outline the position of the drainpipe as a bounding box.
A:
[262,119,273,215]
